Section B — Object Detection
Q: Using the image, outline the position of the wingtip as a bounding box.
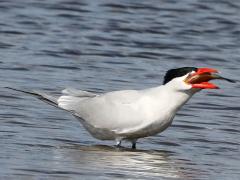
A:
[5,87,25,93]
[5,87,19,91]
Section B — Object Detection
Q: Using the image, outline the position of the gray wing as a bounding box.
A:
[58,89,150,132]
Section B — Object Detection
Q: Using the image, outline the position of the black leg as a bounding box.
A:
[115,139,122,148]
[131,141,136,149]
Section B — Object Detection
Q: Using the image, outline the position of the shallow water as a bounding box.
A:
[0,0,240,179]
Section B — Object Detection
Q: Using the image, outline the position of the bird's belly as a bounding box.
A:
[76,114,175,141]
[75,98,178,140]
[119,115,175,140]
[75,116,117,140]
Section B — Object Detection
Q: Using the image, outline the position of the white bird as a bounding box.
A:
[8,67,235,149]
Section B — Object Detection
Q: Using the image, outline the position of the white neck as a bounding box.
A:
[168,84,195,110]
[149,83,196,114]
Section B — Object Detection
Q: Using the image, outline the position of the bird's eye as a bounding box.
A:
[185,73,192,81]
[190,71,195,75]
[187,71,194,77]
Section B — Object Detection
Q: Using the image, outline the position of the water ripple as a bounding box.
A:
[1,0,240,179]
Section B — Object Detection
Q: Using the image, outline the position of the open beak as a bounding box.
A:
[185,68,236,89]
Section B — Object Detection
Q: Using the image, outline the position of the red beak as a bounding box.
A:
[185,68,219,89]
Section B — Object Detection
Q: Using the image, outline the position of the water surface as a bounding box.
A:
[0,0,240,179]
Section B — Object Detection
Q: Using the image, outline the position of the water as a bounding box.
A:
[0,0,240,179]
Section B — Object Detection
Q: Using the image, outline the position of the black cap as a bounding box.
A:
[163,67,197,84]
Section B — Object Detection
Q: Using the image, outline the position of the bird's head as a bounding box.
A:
[163,67,235,92]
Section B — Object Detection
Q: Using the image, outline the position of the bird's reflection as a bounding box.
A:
[51,144,199,179]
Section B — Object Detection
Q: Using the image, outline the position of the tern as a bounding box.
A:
[8,67,235,149]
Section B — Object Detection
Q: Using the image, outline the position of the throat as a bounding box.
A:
[165,90,194,113]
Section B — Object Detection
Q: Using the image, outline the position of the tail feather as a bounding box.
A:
[6,87,58,108]
[57,95,80,110]
[58,88,98,111]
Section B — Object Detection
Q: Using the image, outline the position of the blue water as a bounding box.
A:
[0,0,240,179]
